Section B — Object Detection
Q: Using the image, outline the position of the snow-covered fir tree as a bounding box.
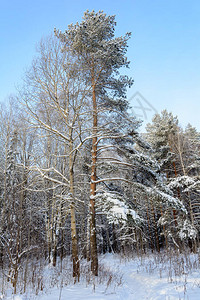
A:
[145,110,199,250]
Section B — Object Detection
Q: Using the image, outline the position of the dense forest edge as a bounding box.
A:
[0,10,200,296]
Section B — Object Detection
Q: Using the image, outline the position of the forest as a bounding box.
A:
[0,10,200,297]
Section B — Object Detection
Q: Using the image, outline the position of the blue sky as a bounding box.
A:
[0,0,200,130]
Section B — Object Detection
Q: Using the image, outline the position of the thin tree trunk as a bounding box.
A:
[150,198,160,252]
[160,206,168,250]
[69,137,80,281]
[90,81,98,276]
[86,212,91,261]
[145,196,154,251]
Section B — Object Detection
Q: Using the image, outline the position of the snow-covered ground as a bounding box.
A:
[1,252,200,300]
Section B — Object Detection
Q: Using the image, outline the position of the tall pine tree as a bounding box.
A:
[56,10,133,275]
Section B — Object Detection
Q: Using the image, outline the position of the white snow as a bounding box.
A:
[2,252,200,300]
[178,219,197,240]
[96,192,142,224]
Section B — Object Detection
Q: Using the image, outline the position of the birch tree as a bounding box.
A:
[21,35,91,281]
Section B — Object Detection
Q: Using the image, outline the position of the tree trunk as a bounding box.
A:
[150,198,160,252]
[69,137,80,281]
[90,82,98,276]
[145,196,154,251]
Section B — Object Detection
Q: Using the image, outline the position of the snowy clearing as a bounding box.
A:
[1,252,200,300]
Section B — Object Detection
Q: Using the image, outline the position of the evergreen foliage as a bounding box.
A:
[0,10,199,294]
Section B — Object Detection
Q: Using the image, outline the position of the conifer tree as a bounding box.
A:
[146,111,198,249]
[56,10,133,275]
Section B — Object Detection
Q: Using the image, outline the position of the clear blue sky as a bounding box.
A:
[0,0,200,130]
